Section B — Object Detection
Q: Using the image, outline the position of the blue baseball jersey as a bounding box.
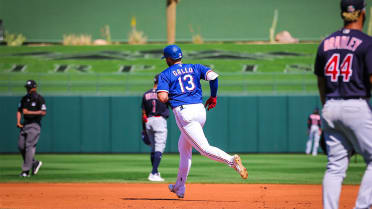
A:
[314,28,372,99]
[157,63,212,108]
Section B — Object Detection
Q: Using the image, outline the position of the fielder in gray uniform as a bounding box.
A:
[17,80,46,177]
[315,0,372,208]
[306,108,322,156]
[141,75,170,181]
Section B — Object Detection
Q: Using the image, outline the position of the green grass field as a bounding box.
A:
[0,43,319,95]
[0,154,364,184]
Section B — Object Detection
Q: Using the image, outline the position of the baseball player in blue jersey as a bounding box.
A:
[315,0,372,208]
[141,74,170,181]
[157,45,248,199]
[306,108,322,156]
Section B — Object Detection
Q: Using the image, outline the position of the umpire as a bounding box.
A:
[17,80,46,177]
[141,74,170,182]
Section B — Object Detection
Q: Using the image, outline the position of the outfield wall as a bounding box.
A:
[0,95,324,153]
[0,0,354,42]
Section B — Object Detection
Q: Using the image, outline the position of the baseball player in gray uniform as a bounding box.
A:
[306,108,322,156]
[17,80,46,177]
[141,75,170,181]
[315,0,372,208]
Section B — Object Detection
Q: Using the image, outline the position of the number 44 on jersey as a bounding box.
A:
[325,53,353,82]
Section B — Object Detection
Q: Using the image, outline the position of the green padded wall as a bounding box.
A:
[0,95,329,153]
[1,0,365,42]
[0,97,19,152]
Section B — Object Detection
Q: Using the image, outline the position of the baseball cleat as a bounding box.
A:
[233,155,248,179]
[168,184,184,198]
[19,171,30,177]
[148,172,165,182]
[32,161,43,175]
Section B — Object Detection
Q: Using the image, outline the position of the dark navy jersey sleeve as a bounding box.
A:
[314,41,325,77]
[366,42,372,75]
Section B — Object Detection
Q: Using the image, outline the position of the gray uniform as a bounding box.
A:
[142,88,170,153]
[18,90,46,174]
[314,4,372,208]
[146,116,168,153]
[322,99,372,209]
[142,87,170,181]
[18,123,41,171]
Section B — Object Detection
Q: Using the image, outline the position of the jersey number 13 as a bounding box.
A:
[178,74,196,93]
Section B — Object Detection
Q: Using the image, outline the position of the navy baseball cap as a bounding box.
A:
[161,45,183,60]
[341,0,366,12]
[24,80,37,88]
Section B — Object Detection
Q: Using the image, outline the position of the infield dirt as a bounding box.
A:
[0,183,359,209]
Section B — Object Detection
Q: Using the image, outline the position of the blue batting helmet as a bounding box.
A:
[161,45,183,60]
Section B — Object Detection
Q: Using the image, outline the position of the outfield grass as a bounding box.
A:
[0,154,364,184]
[0,43,319,95]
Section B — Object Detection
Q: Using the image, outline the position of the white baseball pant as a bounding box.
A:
[172,103,235,192]
[306,125,321,156]
[322,99,372,209]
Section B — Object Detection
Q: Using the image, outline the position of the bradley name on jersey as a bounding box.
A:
[324,33,363,52]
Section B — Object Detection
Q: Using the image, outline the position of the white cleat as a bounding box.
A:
[168,184,184,198]
[148,172,165,182]
[32,161,43,175]
[232,155,248,179]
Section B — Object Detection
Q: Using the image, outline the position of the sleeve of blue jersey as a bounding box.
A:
[195,64,211,80]
[209,78,218,97]
[156,72,169,93]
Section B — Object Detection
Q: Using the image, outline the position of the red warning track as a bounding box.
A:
[0,183,359,209]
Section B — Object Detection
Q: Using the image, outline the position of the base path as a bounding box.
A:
[0,183,359,209]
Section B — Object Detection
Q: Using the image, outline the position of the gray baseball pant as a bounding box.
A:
[146,117,167,153]
[18,123,41,172]
[322,99,372,209]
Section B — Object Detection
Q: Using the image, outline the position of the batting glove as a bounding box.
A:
[205,96,217,111]
[142,114,148,123]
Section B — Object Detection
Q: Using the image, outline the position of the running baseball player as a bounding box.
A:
[305,108,321,156]
[157,45,248,198]
[315,0,372,208]
[141,74,170,182]
[17,80,46,177]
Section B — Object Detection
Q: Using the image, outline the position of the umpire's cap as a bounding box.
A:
[161,45,183,60]
[24,80,37,89]
[154,74,159,84]
[341,0,366,13]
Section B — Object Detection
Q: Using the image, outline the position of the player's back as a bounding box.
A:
[315,28,372,99]
[157,63,211,108]
[309,114,321,126]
